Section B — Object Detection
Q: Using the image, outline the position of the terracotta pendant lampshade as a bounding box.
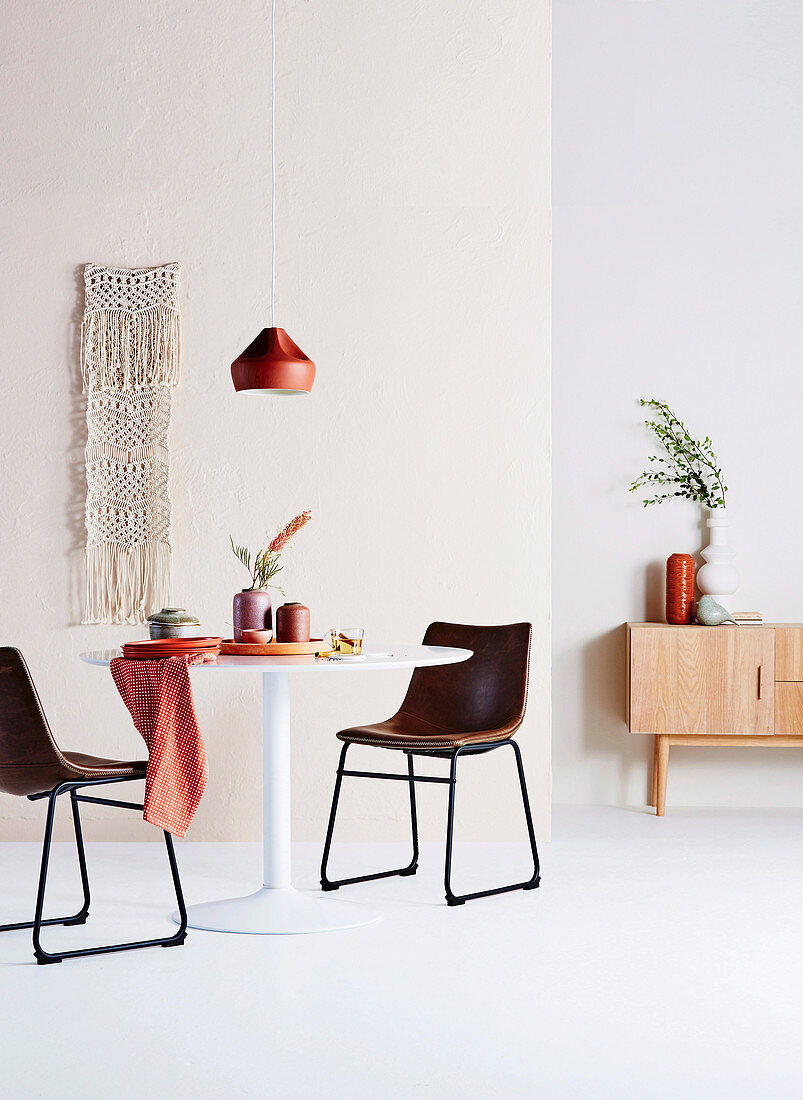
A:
[230,0,315,396]
[231,327,315,395]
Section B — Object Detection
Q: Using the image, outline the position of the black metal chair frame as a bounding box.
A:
[320,739,540,905]
[0,774,187,964]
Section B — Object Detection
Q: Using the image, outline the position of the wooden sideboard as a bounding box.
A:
[626,623,803,815]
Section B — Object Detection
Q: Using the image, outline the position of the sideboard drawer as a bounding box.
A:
[776,628,803,680]
[775,683,803,733]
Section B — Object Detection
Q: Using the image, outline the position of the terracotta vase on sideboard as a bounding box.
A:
[233,589,273,643]
[665,554,696,625]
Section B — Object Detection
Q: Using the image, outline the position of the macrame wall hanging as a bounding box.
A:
[81,262,181,624]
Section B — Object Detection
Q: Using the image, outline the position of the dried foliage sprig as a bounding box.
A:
[630,399,727,509]
[269,510,312,552]
[230,510,312,591]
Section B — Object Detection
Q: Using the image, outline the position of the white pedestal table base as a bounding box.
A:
[177,886,380,935]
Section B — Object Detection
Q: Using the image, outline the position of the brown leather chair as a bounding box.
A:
[0,647,187,964]
[320,622,540,905]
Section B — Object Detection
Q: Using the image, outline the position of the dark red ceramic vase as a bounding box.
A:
[233,589,273,643]
[275,602,311,643]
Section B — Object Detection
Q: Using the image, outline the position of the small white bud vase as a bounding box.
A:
[697,507,739,610]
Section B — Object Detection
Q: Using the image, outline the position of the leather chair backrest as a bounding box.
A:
[0,647,64,795]
[398,622,531,736]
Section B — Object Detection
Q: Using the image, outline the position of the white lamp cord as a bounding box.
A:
[271,0,277,326]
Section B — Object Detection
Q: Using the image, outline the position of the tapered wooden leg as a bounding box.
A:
[655,735,669,817]
[649,736,659,807]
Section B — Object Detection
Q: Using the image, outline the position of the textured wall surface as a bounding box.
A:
[554,0,803,806]
[0,0,551,841]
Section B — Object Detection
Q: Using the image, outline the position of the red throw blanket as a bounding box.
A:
[110,652,214,836]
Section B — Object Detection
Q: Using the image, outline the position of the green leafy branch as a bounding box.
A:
[229,536,284,592]
[630,398,727,509]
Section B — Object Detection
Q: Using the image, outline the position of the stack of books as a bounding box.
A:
[731,612,764,626]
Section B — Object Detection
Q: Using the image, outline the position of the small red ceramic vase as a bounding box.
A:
[666,554,696,625]
[275,603,311,643]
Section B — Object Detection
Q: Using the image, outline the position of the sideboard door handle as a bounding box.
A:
[758,665,764,700]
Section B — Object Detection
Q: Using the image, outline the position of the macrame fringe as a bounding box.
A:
[83,541,172,625]
[81,306,180,392]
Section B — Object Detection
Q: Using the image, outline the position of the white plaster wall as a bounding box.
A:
[554,0,803,806]
[0,1,551,841]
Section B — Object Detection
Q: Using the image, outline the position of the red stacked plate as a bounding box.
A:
[121,637,223,661]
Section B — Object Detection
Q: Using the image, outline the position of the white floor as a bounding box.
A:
[2,806,803,1098]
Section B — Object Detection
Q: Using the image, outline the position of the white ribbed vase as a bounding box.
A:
[697,507,739,610]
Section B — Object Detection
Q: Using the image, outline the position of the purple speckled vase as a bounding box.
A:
[233,589,273,643]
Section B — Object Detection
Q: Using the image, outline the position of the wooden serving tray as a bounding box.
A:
[220,639,334,657]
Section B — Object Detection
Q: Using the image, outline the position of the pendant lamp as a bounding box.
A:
[231,0,316,395]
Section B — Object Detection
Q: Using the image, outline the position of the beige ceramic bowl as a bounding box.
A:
[242,629,274,645]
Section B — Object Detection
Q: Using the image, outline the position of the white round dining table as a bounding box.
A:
[79,645,471,935]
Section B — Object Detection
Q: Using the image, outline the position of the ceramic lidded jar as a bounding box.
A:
[233,590,273,643]
[147,608,201,639]
[275,603,311,643]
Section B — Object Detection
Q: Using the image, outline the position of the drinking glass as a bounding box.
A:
[326,628,364,655]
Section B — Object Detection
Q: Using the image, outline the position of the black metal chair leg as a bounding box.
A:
[320,743,420,891]
[444,740,541,906]
[320,743,349,890]
[163,829,188,944]
[444,751,463,905]
[31,785,63,962]
[63,789,91,925]
[28,779,188,965]
[511,738,541,890]
[398,752,419,877]
[320,738,540,906]
[0,784,91,934]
